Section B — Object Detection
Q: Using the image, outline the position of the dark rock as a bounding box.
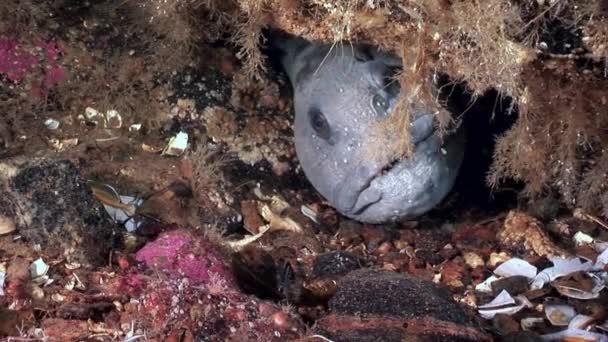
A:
[311,251,363,278]
[0,156,120,266]
[491,276,530,296]
[315,269,490,341]
[329,269,467,323]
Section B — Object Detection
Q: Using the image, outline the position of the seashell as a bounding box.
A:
[475,275,499,294]
[44,118,60,130]
[478,290,533,319]
[545,304,576,326]
[301,205,319,224]
[520,317,545,331]
[29,258,49,278]
[568,314,595,330]
[553,273,604,300]
[162,131,189,156]
[105,109,122,129]
[573,231,594,246]
[494,258,537,279]
[530,257,593,290]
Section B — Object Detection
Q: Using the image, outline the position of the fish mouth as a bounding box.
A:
[334,127,440,217]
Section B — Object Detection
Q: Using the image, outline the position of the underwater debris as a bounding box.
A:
[162,131,189,156]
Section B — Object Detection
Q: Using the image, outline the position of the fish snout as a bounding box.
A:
[332,163,383,214]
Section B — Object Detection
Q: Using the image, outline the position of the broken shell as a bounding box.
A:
[162,131,189,156]
[545,304,577,326]
[573,231,595,246]
[531,257,593,290]
[478,290,533,319]
[594,247,608,270]
[65,273,86,291]
[553,273,605,300]
[0,216,16,235]
[129,123,142,132]
[568,314,595,330]
[29,258,49,278]
[44,118,60,130]
[105,109,122,129]
[85,107,101,120]
[0,270,5,296]
[475,275,499,294]
[520,317,545,330]
[301,205,319,224]
[494,258,538,279]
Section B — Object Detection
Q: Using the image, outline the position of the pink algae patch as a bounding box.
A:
[135,230,234,286]
[0,38,37,83]
[0,37,65,87]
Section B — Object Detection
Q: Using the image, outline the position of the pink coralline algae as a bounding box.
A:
[135,230,235,286]
[0,37,65,87]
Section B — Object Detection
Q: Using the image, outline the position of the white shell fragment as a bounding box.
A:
[129,123,142,132]
[30,258,49,278]
[573,231,595,245]
[0,270,5,296]
[531,257,593,290]
[105,109,122,129]
[162,131,189,156]
[568,314,594,329]
[475,275,499,294]
[65,273,86,291]
[541,328,608,342]
[301,205,320,224]
[544,304,576,326]
[477,290,532,319]
[44,118,60,130]
[494,258,538,279]
[521,317,545,330]
[85,107,101,120]
[594,247,608,270]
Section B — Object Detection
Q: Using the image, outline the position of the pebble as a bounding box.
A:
[463,252,485,268]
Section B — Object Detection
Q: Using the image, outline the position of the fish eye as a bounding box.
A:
[372,93,389,115]
[354,46,374,62]
[309,108,331,140]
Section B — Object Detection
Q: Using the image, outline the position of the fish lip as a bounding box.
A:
[335,130,442,216]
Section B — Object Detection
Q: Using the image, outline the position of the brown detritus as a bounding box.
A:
[40,318,90,341]
[498,211,567,257]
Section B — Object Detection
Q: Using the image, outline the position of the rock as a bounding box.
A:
[490,276,530,296]
[463,252,485,269]
[0,156,120,266]
[118,229,305,340]
[311,251,363,278]
[315,269,490,341]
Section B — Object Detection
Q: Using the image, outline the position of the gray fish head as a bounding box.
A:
[287,43,465,223]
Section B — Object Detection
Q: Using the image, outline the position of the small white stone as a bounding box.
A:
[44,118,60,130]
